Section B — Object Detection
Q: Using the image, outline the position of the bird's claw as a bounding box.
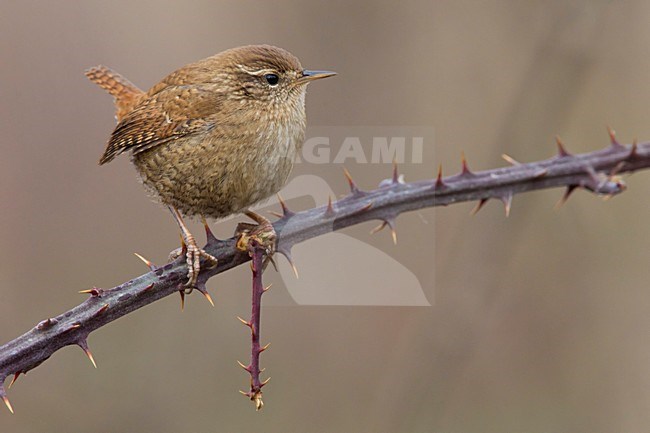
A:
[169,235,218,292]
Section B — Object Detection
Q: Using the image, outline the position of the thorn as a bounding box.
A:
[470,198,488,215]
[200,290,215,307]
[178,290,185,311]
[95,303,109,316]
[265,255,278,272]
[607,125,623,148]
[388,221,397,245]
[533,168,548,178]
[142,282,155,293]
[369,218,397,244]
[67,323,81,331]
[79,287,104,297]
[201,215,217,244]
[1,392,13,414]
[277,248,299,278]
[237,316,252,328]
[343,167,360,194]
[263,284,272,293]
[355,201,373,213]
[78,340,97,368]
[556,135,571,157]
[239,390,248,396]
[629,138,639,159]
[501,153,520,165]
[134,252,156,271]
[324,195,335,218]
[555,185,578,209]
[261,377,271,387]
[500,193,513,217]
[260,342,271,352]
[268,211,283,218]
[392,158,399,184]
[435,164,445,189]
[460,151,474,176]
[8,372,20,389]
[369,221,387,235]
[277,193,294,217]
[237,360,251,372]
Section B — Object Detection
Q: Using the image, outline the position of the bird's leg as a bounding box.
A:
[236,210,277,261]
[167,206,218,292]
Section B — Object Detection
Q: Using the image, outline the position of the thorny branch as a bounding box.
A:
[1,130,650,413]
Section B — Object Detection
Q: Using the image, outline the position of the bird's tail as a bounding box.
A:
[85,65,144,121]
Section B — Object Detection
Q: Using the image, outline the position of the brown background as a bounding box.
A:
[2,0,650,432]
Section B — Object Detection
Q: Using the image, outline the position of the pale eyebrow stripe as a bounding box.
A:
[235,64,278,76]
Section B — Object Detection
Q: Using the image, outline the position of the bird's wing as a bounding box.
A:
[99,84,219,165]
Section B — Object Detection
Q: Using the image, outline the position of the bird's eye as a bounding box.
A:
[264,73,279,86]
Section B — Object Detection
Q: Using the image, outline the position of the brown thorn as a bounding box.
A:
[263,284,272,293]
[555,135,571,157]
[238,390,248,396]
[1,393,13,414]
[501,153,520,165]
[278,248,299,279]
[237,316,252,328]
[369,221,387,236]
[201,215,217,243]
[78,340,97,369]
[268,211,283,218]
[142,282,155,292]
[261,377,271,387]
[607,125,623,148]
[78,287,104,297]
[555,185,578,210]
[324,195,335,217]
[435,164,445,189]
[460,151,473,175]
[276,193,293,217]
[533,168,548,178]
[134,252,155,271]
[343,167,359,193]
[200,290,215,307]
[470,198,488,215]
[178,290,185,311]
[629,138,639,159]
[392,158,399,183]
[356,201,373,213]
[95,303,109,316]
[237,360,251,372]
[500,193,513,217]
[8,372,20,389]
[260,342,271,352]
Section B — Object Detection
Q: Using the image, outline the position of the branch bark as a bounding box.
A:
[1,136,649,412]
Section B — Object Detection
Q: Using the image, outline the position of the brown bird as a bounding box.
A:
[86,45,335,289]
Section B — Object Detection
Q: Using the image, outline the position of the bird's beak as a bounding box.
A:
[297,69,337,84]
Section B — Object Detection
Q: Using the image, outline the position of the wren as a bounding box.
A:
[86,45,335,288]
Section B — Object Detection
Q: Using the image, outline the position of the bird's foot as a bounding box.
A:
[169,233,218,292]
[236,211,277,257]
[167,207,218,292]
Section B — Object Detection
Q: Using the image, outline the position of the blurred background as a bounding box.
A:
[2,0,650,431]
